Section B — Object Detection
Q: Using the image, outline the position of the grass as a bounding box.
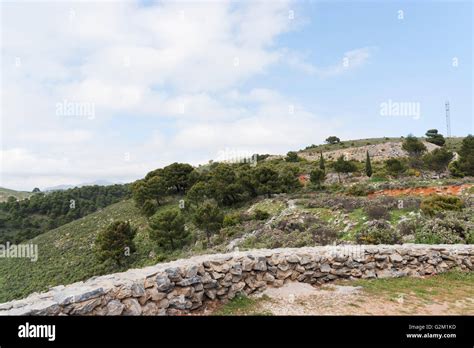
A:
[350,271,474,303]
[214,294,272,315]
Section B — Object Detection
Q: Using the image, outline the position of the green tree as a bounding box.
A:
[279,167,302,192]
[385,158,405,177]
[319,152,325,171]
[333,156,357,182]
[457,135,474,176]
[162,162,195,194]
[146,176,167,205]
[402,134,427,168]
[95,221,136,266]
[310,168,325,189]
[365,151,373,177]
[32,188,41,193]
[285,151,299,162]
[141,199,158,217]
[325,136,340,144]
[192,200,224,244]
[402,134,427,157]
[254,166,280,197]
[149,209,188,250]
[425,129,446,146]
[423,148,454,174]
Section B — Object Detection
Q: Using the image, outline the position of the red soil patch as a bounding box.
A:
[368,184,473,198]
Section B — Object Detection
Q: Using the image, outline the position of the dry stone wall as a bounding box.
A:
[0,244,472,316]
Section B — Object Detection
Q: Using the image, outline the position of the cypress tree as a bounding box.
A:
[319,152,325,171]
[365,151,373,177]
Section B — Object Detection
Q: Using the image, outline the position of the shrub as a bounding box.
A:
[365,205,390,220]
[415,217,468,244]
[420,195,464,216]
[253,209,270,220]
[223,213,242,227]
[385,158,405,177]
[355,220,401,244]
[347,183,369,197]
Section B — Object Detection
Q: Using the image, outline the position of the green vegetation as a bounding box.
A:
[365,151,372,177]
[214,294,272,315]
[309,168,325,189]
[0,184,130,244]
[325,136,340,144]
[0,187,33,203]
[351,271,474,303]
[94,221,137,266]
[149,209,188,250]
[420,195,464,216]
[425,129,446,146]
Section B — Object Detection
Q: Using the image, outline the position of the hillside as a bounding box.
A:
[0,200,148,302]
[0,135,472,303]
[0,187,33,202]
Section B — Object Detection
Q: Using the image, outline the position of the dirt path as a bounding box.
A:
[252,282,474,315]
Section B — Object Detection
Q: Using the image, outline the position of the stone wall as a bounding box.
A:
[0,244,472,315]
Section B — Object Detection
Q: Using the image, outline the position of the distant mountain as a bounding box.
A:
[44,180,120,192]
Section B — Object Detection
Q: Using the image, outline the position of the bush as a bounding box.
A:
[347,183,369,196]
[365,205,390,220]
[223,213,242,227]
[355,220,401,244]
[385,159,405,177]
[420,195,464,216]
[253,209,270,220]
[415,217,468,244]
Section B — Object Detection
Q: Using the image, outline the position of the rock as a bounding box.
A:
[390,254,403,263]
[156,275,173,292]
[287,254,300,263]
[230,263,242,276]
[142,301,159,316]
[276,269,292,280]
[177,276,201,287]
[71,297,102,315]
[165,267,182,282]
[205,289,217,300]
[253,257,267,271]
[147,288,166,301]
[277,262,290,271]
[131,283,145,297]
[263,273,275,283]
[242,258,255,271]
[320,264,331,273]
[122,298,142,316]
[185,266,199,278]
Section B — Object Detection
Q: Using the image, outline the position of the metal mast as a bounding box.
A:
[445,101,451,137]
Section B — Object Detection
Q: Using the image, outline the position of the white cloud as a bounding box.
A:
[287,47,373,77]
[0,0,363,190]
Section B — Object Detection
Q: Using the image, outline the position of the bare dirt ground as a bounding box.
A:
[251,282,474,315]
[368,184,473,198]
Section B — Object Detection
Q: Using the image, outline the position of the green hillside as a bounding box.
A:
[0,187,33,202]
[0,200,151,302]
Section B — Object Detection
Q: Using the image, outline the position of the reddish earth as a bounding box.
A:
[368,184,473,198]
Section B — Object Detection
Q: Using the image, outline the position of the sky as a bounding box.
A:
[0,0,472,191]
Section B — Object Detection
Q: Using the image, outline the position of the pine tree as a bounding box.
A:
[319,152,325,171]
[365,151,373,177]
